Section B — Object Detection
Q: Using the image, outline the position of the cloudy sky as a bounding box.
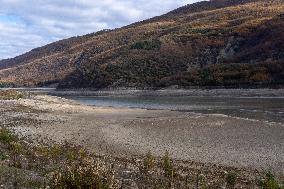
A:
[0,0,202,60]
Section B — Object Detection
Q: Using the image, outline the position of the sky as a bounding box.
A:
[0,0,201,60]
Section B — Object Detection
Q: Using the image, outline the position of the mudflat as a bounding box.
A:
[1,95,283,173]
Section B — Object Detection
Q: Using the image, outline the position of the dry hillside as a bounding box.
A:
[0,0,283,88]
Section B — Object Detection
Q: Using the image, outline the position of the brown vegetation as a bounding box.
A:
[0,0,284,88]
[1,128,283,188]
[0,90,25,100]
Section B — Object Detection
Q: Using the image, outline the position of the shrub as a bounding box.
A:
[0,90,24,100]
[131,39,161,50]
[10,142,24,168]
[226,171,237,188]
[66,147,80,161]
[50,144,63,159]
[250,72,270,82]
[50,157,117,189]
[0,80,15,88]
[10,142,24,155]
[258,172,283,189]
[143,151,155,172]
[199,174,208,189]
[0,151,7,161]
[162,151,175,178]
[0,128,16,144]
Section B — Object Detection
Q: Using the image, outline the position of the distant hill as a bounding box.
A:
[0,0,283,88]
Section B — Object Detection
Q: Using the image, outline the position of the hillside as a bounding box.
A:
[0,0,284,88]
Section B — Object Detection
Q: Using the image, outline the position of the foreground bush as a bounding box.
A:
[0,128,17,144]
[225,171,237,188]
[162,151,175,178]
[0,90,24,100]
[143,151,155,172]
[50,157,118,189]
[258,172,283,189]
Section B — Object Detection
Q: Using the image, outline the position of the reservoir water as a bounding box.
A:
[66,95,284,123]
[3,88,283,123]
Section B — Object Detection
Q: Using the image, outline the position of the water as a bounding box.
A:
[3,88,283,123]
[66,95,284,123]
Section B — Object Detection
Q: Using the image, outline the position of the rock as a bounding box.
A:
[217,36,243,63]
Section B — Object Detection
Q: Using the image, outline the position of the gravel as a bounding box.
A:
[1,95,283,173]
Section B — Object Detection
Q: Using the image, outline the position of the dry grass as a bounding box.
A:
[0,90,25,100]
[0,127,283,188]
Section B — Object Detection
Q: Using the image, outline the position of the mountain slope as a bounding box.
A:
[0,0,284,88]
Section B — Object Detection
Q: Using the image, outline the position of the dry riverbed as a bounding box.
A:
[1,94,283,174]
[1,93,284,187]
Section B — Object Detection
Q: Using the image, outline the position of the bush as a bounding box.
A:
[131,39,161,50]
[226,171,237,188]
[143,151,155,172]
[258,172,283,189]
[162,151,175,178]
[50,157,117,189]
[10,141,24,168]
[0,151,7,161]
[10,142,24,155]
[0,90,24,100]
[0,128,16,144]
[0,81,15,88]
[199,174,209,189]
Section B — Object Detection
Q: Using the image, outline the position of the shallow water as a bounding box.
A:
[66,95,284,123]
[4,88,283,123]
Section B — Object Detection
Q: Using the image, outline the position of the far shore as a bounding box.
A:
[1,87,284,97]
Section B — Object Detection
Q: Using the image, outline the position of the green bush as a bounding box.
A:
[10,142,24,168]
[143,151,155,172]
[162,151,175,178]
[226,171,237,188]
[0,81,15,88]
[0,128,16,144]
[258,172,283,189]
[131,39,161,50]
[0,151,7,161]
[10,142,24,155]
[199,174,209,189]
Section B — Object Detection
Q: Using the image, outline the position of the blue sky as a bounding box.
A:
[0,0,201,60]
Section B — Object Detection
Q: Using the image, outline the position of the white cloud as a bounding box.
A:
[0,0,201,59]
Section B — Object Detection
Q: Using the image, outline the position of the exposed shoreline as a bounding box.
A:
[1,94,283,175]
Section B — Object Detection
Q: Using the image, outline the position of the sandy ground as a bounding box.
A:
[1,95,283,173]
